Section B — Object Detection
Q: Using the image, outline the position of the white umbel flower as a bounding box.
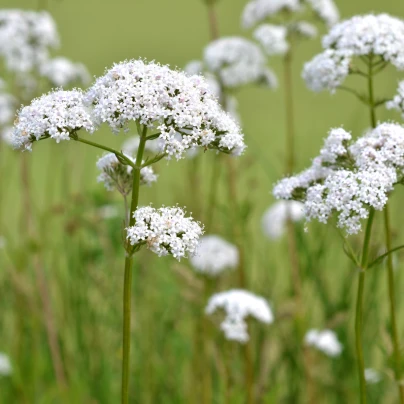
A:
[126,206,203,260]
[365,368,382,384]
[206,289,274,343]
[12,89,97,151]
[96,153,157,194]
[254,24,289,56]
[261,201,304,239]
[86,60,245,159]
[241,0,301,29]
[40,57,90,87]
[190,235,239,276]
[0,91,16,126]
[302,49,352,93]
[203,37,277,89]
[305,329,342,357]
[387,81,404,119]
[0,353,12,376]
[306,0,339,27]
[0,9,59,73]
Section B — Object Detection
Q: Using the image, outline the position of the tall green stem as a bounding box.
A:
[367,57,404,403]
[355,209,375,404]
[121,127,147,404]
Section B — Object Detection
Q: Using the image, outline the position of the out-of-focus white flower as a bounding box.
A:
[204,37,277,89]
[190,235,239,276]
[97,205,119,220]
[241,0,301,29]
[387,81,404,119]
[86,60,245,159]
[206,289,274,343]
[184,60,204,76]
[305,329,342,357]
[0,91,16,126]
[40,57,90,87]
[0,9,59,73]
[0,353,12,376]
[254,24,289,56]
[96,153,157,194]
[12,89,97,151]
[261,200,304,239]
[126,206,203,260]
[0,236,6,249]
[365,368,382,384]
[293,21,318,38]
[302,49,352,93]
[306,0,339,27]
[1,126,13,145]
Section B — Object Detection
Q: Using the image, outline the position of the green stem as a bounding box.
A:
[121,127,147,404]
[355,208,375,404]
[367,57,376,128]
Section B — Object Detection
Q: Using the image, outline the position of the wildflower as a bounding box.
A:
[40,57,90,87]
[86,59,246,159]
[96,153,157,194]
[386,81,404,119]
[306,0,339,27]
[365,368,382,384]
[305,329,342,357]
[261,200,304,240]
[12,89,97,151]
[0,9,59,73]
[126,206,203,260]
[190,235,239,276]
[274,124,404,234]
[205,289,273,343]
[0,353,12,376]
[203,37,277,89]
[253,24,289,56]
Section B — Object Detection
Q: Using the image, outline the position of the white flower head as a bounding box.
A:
[126,206,203,260]
[40,57,91,87]
[293,21,318,39]
[0,353,12,376]
[86,60,245,159]
[0,9,59,73]
[190,235,239,277]
[12,89,97,151]
[203,37,277,89]
[96,153,157,194]
[387,81,404,119]
[206,289,274,343]
[305,329,342,357]
[254,24,289,56]
[261,200,304,239]
[302,49,352,93]
[306,0,339,27]
[241,0,301,29]
[365,368,382,384]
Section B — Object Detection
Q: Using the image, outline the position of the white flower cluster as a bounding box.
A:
[12,90,96,151]
[304,14,404,92]
[242,0,301,29]
[0,352,12,376]
[86,60,245,159]
[302,49,352,93]
[0,91,15,127]
[0,9,59,73]
[261,200,304,240]
[190,235,239,277]
[274,124,404,234]
[306,0,339,27]
[96,153,157,194]
[305,329,342,357]
[126,206,203,260]
[253,25,289,56]
[40,57,91,87]
[205,289,273,343]
[203,37,277,89]
[387,81,404,119]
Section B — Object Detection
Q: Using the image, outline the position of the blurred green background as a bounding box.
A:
[1,0,404,403]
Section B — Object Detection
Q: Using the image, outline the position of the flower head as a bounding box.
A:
[126,206,203,260]
[0,9,59,73]
[253,24,289,56]
[86,59,245,159]
[274,124,404,234]
[206,289,273,343]
[203,37,277,89]
[261,200,304,239]
[305,329,342,357]
[0,353,12,376]
[96,153,157,194]
[387,81,404,119]
[306,0,339,27]
[12,89,97,151]
[190,235,239,276]
[40,57,91,87]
